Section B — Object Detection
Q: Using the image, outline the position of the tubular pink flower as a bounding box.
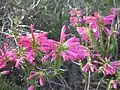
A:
[0,60,7,69]
[41,51,56,62]
[41,53,51,63]
[70,17,82,26]
[89,63,97,72]
[15,59,21,68]
[82,63,89,73]
[27,71,37,80]
[84,16,94,24]
[77,27,89,41]
[28,85,34,90]
[0,43,17,69]
[102,15,115,25]
[76,9,82,17]
[30,24,35,40]
[40,39,57,53]
[104,27,111,36]
[4,42,8,52]
[1,70,10,75]
[100,60,120,76]
[93,28,100,40]
[94,12,99,17]
[112,80,118,89]
[26,50,35,64]
[65,37,79,45]
[82,63,97,73]
[60,25,67,43]
[110,61,120,67]
[70,9,76,16]
[18,36,32,49]
[61,37,90,61]
[18,25,57,64]
[39,75,44,86]
[83,14,101,40]
[6,50,17,61]
[15,57,23,68]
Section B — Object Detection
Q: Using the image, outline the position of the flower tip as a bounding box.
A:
[1,70,10,75]
[39,75,44,86]
[28,85,34,90]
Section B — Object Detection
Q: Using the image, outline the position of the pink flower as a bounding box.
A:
[18,36,32,50]
[76,9,82,17]
[77,27,89,41]
[6,50,17,61]
[102,15,115,25]
[60,25,67,43]
[89,19,98,29]
[104,27,111,36]
[89,63,97,72]
[0,42,17,69]
[110,8,117,15]
[1,70,10,75]
[99,59,120,76]
[26,50,35,64]
[30,24,35,40]
[111,80,118,89]
[61,37,90,61]
[70,9,76,16]
[92,27,100,40]
[39,75,44,86]
[18,36,36,64]
[15,57,24,68]
[82,63,89,72]
[34,32,48,46]
[102,65,115,75]
[84,16,95,24]
[0,61,7,69]
[41,51,56,62]
[18,27,48,52]
[28,85,34,90]
[41,52,52,63]
[40,39,57,62]
[84,13,98,27]
[34,32,48,42]
[27,71,37,80]
[18,26,55,64]
[40,39,57,53]
[70,16,79,26]
[82,63,97,73]
[84,15,99,40]
[94,12,99,17]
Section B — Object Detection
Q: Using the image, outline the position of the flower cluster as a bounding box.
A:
[0,7,120,90]
[69,8,120,89]
[69,8,116,41]
[0,23,90,89]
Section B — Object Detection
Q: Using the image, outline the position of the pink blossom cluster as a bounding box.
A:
[0,8,120,90]
[69,8,120,89]
[69,8,116,41]
[0,24,90,89]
